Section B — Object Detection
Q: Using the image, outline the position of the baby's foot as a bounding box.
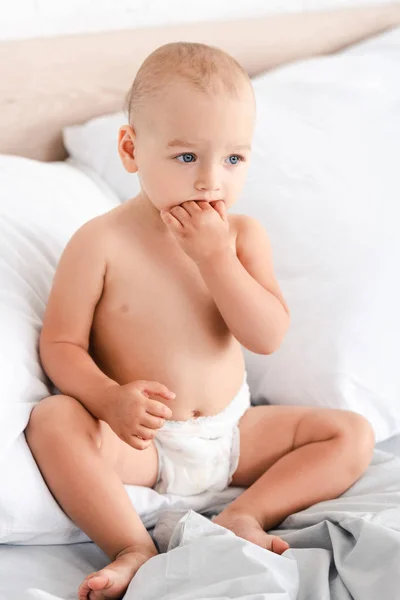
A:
[212,510,290,555]
[78,546,157,600]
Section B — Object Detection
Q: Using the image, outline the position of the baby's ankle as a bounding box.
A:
[115,543,158,561]
[217,503,267,529]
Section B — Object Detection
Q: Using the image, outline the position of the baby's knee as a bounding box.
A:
[26,394,97,446]
[337,411,375,476]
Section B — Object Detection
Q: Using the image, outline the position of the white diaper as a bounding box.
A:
[153,376,251,497]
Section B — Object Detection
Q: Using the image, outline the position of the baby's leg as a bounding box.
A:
[25,394,159,600]
[214,405,374,552]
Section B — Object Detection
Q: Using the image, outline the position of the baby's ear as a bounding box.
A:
[118,125,138,173]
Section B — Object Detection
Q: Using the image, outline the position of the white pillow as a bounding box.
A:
[0,156,116,543]
[63,28,400,442]
[0,155,242,544]
[240,27,400,442]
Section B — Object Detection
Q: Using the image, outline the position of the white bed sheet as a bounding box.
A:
[375,432,400,456]
[0,435,399,600]
[0,542,107,600]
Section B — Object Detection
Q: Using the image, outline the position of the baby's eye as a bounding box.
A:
[225,155,243,165]
[176,153,196,163]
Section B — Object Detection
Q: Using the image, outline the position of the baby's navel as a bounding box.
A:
[120,303,129,313]
[192,410,201,418]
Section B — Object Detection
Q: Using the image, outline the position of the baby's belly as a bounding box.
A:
[91,325,246,421]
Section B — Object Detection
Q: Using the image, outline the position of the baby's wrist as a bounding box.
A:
[196,244,235,269]
[98,380,120,420]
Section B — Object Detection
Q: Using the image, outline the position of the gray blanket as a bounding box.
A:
[125,449,400,599]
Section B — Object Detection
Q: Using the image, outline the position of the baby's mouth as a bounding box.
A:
[191,199,224,203]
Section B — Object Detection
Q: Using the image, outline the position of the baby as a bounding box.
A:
[26,42,374,600]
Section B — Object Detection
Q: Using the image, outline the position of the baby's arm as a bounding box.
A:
[40,219,174,447]
[40,219,117,420]
[198,214,290,355]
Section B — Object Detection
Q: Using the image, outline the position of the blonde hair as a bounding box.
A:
[125,42,252,126]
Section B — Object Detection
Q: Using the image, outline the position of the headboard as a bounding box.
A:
[0,6,396,162]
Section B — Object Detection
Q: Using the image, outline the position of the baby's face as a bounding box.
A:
[124,82,255,211]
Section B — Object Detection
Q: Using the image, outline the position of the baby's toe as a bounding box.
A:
[270,535,290,555]
[248,529,290,555]
[78,577,91,600]
[87,571,113,591]
[78,570,112,600]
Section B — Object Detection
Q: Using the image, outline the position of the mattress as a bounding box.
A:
[1,435,400,600]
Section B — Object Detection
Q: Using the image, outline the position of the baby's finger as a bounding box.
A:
[197,201,212,211]
[137,380,176,401]
[170,206,190,226]
[128,434,152,450]
[160,210,182,229]
[135,426,158,441]
[146,398,173,420]
[141,413,166,430]
[210,200,227,221]
[182,201,202,215]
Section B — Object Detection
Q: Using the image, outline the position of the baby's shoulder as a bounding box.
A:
[228,212,263,238]
[228,213,270,257]
[65,204,124,259]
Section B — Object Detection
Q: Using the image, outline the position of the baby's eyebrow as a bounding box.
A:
[233,144,252,151]
[167,139,196,148]
[167,139,251,150]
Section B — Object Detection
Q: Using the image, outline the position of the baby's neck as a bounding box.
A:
[132,192,166,233]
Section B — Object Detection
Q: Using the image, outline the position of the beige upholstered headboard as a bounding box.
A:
[0,6,397,162]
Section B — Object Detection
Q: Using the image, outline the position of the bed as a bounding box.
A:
[1,5,400,599]
[1,440,400,600]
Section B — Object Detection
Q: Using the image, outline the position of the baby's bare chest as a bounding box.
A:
[89,232,241,404]
[94,245,228,342]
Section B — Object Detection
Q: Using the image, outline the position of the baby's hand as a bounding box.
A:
[103,380,175,450]
[160,200,230,264]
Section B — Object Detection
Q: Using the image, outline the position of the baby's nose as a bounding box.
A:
[195,166,221,192]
